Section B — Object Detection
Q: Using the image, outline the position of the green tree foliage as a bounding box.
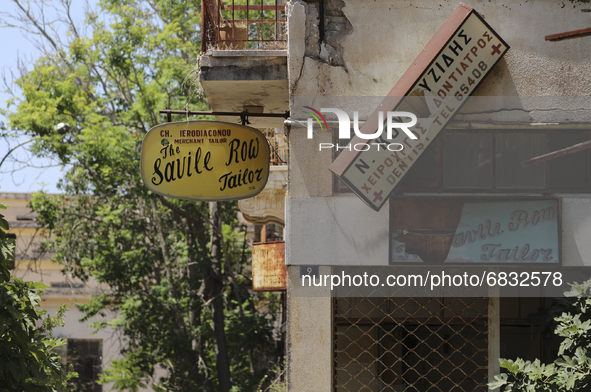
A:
[490,280,591,391]
[0,203,73,391]
[2,1,279,390]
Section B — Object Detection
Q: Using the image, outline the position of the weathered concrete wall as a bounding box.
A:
[286,196,390,265]
[289,0,591,98]
[286,1,591,390]
[200,52,287,81]
[286,267,333,391]
[199,51,289,127]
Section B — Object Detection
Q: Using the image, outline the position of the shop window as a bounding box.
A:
[496,133,546,189]
[397,139,440,189]
[500,297,549,363]
[334,296,585,392]
[67,339,103,392]
[548,132,591,188]
[443,133,492,188]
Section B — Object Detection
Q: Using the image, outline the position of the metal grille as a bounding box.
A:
[334,297,488,392]
[201,0,286,52]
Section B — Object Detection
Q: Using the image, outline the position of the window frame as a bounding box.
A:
[333,128,591,195]
[67,338,103,392]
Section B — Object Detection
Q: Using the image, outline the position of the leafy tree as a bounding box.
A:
[0,202,74,392]
[2,1,279,391]
[490,280,591,391]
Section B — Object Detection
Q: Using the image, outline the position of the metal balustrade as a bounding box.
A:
[334,297,489,391]
[201,0,287,52]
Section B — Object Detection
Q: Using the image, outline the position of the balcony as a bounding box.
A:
[201,0,287,52]
[199,0,289,128]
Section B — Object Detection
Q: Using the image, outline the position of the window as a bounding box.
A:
[495,133,546,189]
[51,282,85,289]
[67,339,103,392]
[548,132,591,188]
[443,133,492,188]
[335,130,591,193]
[5,233,16,270]
[254,224,284,242]
[500,297,552,363]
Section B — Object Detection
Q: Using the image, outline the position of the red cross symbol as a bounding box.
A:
[373,190,384,203]
[491,43,502,56]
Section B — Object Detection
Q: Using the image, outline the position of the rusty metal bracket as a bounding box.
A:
[545,26,591,41]
[240,112,250,126]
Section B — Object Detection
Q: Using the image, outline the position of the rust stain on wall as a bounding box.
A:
[252,241,287,291]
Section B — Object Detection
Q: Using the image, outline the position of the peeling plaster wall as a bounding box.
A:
[286,1,591,390]
[289,0,591,98]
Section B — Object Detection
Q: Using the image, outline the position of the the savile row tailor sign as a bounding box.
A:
[140,121,270,201]
[328,3,509,211]
[392,200,560,264]
[445,200,559,264]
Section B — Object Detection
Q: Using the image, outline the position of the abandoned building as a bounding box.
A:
[198,0,591,390]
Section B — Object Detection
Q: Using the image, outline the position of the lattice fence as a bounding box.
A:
[334,297,488,391]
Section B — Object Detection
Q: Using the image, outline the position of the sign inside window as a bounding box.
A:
[329,3,509,211]
[140,121,270,201]
[391,200,560,264]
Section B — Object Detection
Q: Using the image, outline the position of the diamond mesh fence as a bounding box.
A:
[334,297,488,391]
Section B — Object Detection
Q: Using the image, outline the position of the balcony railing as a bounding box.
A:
[263,128,287,165]
[201,0,287,52]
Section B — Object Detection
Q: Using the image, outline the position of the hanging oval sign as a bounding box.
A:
[141,121,270,201]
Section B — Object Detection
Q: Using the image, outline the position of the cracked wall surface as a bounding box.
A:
[286,1,591,391]
[288,0,354,96]
[293,0,354,67]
